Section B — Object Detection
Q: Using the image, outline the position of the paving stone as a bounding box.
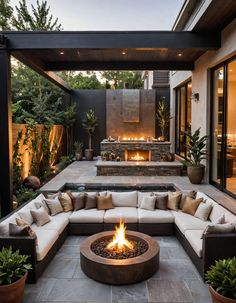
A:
[147,279,194,303]
[45,278,111,302]
[111,282,148,302]
[42,257,78,278]
[184,279,211,303]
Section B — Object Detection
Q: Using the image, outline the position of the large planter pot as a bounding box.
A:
[85,149,94,161]
[209,286,236,303]
[0,272,27,303]
[187,165,205,184]
[75,152,83,161]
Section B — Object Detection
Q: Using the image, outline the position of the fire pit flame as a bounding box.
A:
[107,221,134,252]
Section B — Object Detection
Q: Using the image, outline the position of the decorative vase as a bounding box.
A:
[75,152,83,161]
[209,286,236,303]
[84,149,94,161]
[0,272,27,303]
[187,165,205,184]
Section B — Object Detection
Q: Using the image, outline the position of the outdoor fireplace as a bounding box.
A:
[125,150,151,161]
[80,222,159,284]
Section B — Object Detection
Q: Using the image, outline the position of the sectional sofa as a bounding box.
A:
[0,190,236,283]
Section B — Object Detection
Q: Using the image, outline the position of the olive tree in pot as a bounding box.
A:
[74,141,83,161]
[156,97,172,142]
[82,109,98,160]
[185,128,207,184]
[0,247,32,303]
[206,257,236,303]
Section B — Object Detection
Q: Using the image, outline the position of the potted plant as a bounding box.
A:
[156,97,172,141]
[185,128,207,184]
[206,257,236,303]
[74,141,83,161]
[82,109,98,160]
[0,247,32,303]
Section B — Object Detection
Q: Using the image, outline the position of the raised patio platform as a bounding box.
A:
[96,160,183,176]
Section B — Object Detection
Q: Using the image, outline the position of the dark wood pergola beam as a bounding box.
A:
[13,52,72,92]
[46,60,195,71]
[2,31,221,50]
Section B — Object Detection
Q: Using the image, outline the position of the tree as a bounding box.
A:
[11,0,62,30]
[100,71,144,89]
[0,0,13,30]
[59,71,104,89]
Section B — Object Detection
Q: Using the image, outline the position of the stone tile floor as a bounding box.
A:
[24,236,211,303]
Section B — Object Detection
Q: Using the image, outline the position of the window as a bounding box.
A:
[175,81,192,159]
[210,56,236,198]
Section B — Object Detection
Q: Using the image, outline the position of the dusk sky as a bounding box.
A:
[10,0,184,30]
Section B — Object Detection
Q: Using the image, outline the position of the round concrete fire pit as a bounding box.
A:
[80,230,159,285]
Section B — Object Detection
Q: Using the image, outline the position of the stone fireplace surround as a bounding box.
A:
[100,140,171,161]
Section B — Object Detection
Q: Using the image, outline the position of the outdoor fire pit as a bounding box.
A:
[80,222,159,284]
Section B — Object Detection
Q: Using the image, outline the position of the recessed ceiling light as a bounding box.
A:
[122,51,127,55]
[178,53,182,57]
[60,51,64,55]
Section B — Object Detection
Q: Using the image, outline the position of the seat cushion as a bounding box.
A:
[69,209,105,223]
[108,191,137,207]
[35,229,58,261]
[172,211,210,234]
[104,207,138,223]
[184,230,203,258]
[31,212,71,234]
[138,209,174,223]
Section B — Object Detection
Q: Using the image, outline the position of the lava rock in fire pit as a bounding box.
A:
[91,237,148,259]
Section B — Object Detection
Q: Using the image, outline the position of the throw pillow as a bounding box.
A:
[47,192,60,199]
[9,223,29,236]
[34,200,50,214]
[97,193,113,210]
[58,192,73,212]
[17,209,34,225]
[179,190,197,209]
[16,218,38,245]
[84,193,98,209]
[167,192,182,211]
[69,192,85,211]
[44,197,63,216]
[140,196,156,211]
[30,207,51,226]
[194,202,213,221]
[204,223,235,235]
[213,214,225,224]
[155,194,168,210]
[182,197,203,216]
[0,223,9,236]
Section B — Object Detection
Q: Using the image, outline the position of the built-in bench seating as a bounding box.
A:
[0,190,236,283]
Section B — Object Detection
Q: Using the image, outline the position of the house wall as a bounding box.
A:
[169,18,236,157]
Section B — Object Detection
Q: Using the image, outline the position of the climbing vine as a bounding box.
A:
[40,124,52,178]
[13,130,23,192]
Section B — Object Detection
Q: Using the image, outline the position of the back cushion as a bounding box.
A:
[108,191,137,207]
[138,192,153,207]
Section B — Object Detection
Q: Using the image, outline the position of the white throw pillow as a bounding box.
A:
[108,191,137,207]
[17,209,34,225]
[194,202,213,221]
[204,223,235,235]
[30,207,51,226]
[140,196,156,211]
[213,214,225,224]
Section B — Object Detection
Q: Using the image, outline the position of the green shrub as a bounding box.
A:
[206,257,236,299]
[0,247,32,285]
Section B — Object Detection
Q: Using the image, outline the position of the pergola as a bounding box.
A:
[0,29,223,216]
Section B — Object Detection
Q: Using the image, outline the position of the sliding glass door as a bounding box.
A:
[211,57,236,197]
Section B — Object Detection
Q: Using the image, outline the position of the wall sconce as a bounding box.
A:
[191,92,199,102]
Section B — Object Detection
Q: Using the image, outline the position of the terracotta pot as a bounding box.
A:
[75,152,83,161]
[84,149,94,161]
[209,286,236,303]
[187,165,205,184]
[0,272,27,303]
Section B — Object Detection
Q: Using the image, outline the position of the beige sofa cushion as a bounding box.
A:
[97,193,113,210]
[108,191,137,207]
[138,209,174,223]
[204,223,235,234]
[35,229,58,261]
[104,207,138,223]
[194,202,213,221]
[167,192,182,210]
[0,213,20,235]
[17,209,34,225]
[137,192,153,207]
[172,211,210,234]
[140,196,156,211]
[182,197,203,216]
[184,230,203,257]
[31,212,71,234]
[69,209,105,223]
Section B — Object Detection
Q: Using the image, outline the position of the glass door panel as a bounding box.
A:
[180,86,186,157]
[175,89,180,155]
[226,59,236,195]
[211,67,224,185]
[186,82,192,158]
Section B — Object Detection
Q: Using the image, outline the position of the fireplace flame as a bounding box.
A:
[130,152,145,161]
[106,221,133,252]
